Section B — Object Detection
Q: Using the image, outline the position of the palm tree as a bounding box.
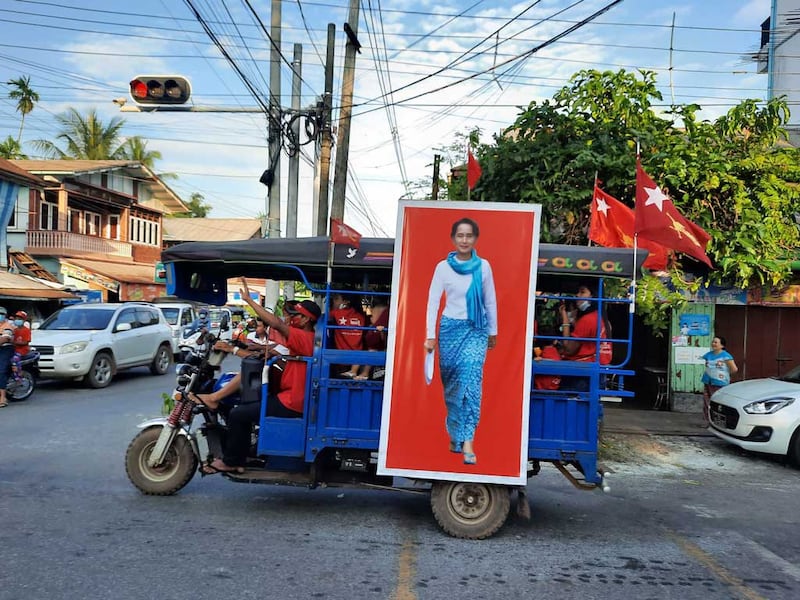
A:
[121,136,162,169]
[33,108,129,160]
[0,135,28,159]
[7,75,39,143]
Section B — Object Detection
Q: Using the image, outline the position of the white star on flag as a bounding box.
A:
[644,184,669,211]
[595,194,610,216]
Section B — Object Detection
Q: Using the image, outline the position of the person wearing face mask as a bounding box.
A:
[11,311,31,357]
[0,307,15,408]
[190,278,320,474]
[558,282,612,391]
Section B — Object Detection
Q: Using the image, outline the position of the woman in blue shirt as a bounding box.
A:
[701,335,738,426]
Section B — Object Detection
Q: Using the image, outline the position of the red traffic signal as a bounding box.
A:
[129,76,191,105]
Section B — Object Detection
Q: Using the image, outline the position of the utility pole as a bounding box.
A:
[315,23,336,237]
[331,0,360,223]
[267,0,282,241]
[431,154,441,200]
[265,0,282,311]
[287,43,302,241]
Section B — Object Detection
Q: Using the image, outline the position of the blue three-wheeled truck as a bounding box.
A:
[125,236,645,539]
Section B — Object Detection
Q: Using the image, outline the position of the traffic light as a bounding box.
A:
[129,76,191,105]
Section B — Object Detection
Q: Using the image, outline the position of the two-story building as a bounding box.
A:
[7,159,187,302]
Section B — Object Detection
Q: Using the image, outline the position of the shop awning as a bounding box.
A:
[0,270,78,300]
[64,259,157,285]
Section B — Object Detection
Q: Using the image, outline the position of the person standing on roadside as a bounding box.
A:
[701,335,738,426]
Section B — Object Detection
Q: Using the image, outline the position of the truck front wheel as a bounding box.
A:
[430,481,510,539]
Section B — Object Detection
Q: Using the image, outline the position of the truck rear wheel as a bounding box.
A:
[430,481,510,539]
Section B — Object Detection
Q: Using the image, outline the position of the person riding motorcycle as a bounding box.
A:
[11,311,31,357]
[0,307,15,408]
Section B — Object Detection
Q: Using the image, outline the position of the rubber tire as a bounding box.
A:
[430,480,511,539]
[8,370,35,401]
[125,427,198,495]
[86,352,114,389]
[789,427,800,468]
[149,344,172,375]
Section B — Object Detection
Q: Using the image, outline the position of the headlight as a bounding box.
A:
[743,397,795,414]
[61,341,89,354]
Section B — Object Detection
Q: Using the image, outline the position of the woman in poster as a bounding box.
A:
[424,217,498,465]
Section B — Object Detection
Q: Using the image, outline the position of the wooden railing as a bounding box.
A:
[26,230,132,258]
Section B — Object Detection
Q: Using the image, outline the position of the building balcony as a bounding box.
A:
[26,230,133,259]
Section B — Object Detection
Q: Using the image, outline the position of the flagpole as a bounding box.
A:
[631,140,641,316]
[466,141,471,201]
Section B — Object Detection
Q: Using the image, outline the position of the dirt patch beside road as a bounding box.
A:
[600,432,787,475]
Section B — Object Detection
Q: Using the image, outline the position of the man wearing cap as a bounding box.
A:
[0,307,15,408]
[193,278,321,474]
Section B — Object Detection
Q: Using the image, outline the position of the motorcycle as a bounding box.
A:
[7,349,40,402]
[125,333,253,494]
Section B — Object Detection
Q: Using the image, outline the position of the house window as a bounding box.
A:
[85,211,101,236]
[40,200,58,230]
[101,173,108,188]
[7,202,16,228]
[129,216,159,246]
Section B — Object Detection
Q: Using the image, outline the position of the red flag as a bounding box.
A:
[589,184,669,270]
[634,161,712,267]
[467,150,482,190]
[330,218,362,248]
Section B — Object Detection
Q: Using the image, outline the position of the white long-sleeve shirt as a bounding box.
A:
[426,258,498,338]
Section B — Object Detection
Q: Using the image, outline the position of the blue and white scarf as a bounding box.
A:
[446,250,486,330]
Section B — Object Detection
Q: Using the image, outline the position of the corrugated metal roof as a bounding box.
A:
[0,158,47,187]
[0,270,77,300]
[11,159,187,215]
[163,218,262,242]
[64,259,157,285]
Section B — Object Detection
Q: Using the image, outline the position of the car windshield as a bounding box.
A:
[208,309,226,323]
[39,308,115,331]
[160,307,179,325]
[779,365,800,383]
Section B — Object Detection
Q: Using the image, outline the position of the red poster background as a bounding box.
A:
[383,205,536,478]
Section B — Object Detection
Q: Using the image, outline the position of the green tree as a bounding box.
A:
[0,135,28,159]
[7,75,39,143]
[174,192,211,218]
[469,69,800,331]
[120,136,162,170]
[33,108,129,160]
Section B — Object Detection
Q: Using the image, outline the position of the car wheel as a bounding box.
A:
[87,352,114,389]
[789,427,800,467]
[149,344,172,375]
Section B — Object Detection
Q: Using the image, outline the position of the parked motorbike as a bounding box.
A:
[7,349,40,402]
[125,333,246,494]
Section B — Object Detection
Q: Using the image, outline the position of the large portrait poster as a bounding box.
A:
[378,201,541,484]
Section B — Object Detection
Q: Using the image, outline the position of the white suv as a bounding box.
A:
[32,303,173,388]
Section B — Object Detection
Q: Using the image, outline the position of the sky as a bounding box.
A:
[0,0,773,238]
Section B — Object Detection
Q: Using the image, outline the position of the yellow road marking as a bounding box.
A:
[391,537,418,600]
[668,531,767,600]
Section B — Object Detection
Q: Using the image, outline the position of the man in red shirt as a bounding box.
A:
[194,279,320,474]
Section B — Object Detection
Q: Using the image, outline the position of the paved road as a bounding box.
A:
[1,367,798,600]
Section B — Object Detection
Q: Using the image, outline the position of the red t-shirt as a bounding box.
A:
[534,345,562,390]
[571,310,611,364]
[364,308,389,351]
[277,326,315,413]
[329,306,365,350]
[13,325,30,356]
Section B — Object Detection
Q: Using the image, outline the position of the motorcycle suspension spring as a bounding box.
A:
[179,400,194,424]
